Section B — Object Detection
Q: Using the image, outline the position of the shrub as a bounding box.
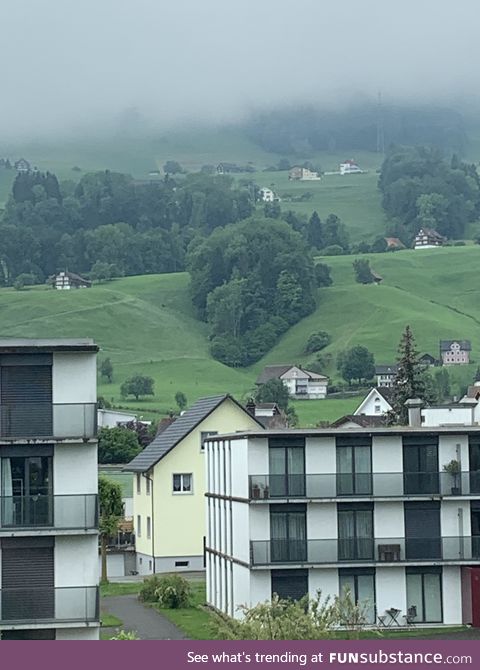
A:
[155,574,191,609]
[110,630,139,640]
[305,331,331,354]
[322,244,344,256]
[138,575,164,603]
[453,241,466,246]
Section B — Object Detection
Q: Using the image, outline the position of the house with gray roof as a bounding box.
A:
[375,364,398,388]
[256,365,328,399]
[440,340,471,366]
[125,394,263,574]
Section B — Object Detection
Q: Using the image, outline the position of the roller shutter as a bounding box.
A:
[0,365,52,437]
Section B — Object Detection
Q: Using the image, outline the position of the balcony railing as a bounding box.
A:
[249,471,480,499]
[0,494,98,531]
[250,536,480,566]
[0,402,97,439]
[0,586,99,624]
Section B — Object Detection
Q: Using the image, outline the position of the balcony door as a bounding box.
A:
[469,438,480,494]
[403,437,439,494]
[0,354,53,438]
[2,451,53,527]
[336,439,372,496]
[1,537,54,622]
[270,504,307,563]
[405,501,441,559]
[338,503,374,560]
[471,502,480,558]
[269,437,305,497]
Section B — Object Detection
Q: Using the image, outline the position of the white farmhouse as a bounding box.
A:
[256,365,328,400]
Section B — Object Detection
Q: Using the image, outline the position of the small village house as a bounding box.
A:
[440,340,471,365]
[256,365,328,399]
[125,394,263,574]
[375,364,398,388]
[54,271,91,290]
[414,228,445,249]
[288,167,321,181]
[259,187,276,202]
[339,159,364,175]
[14,158,31,173]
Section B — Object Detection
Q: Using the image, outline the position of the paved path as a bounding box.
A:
[102,595,186,640]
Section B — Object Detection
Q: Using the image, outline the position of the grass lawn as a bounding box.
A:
[100,612,123,627]
[100,581,143,597]
[155,581,217,640]
[292,396,363,427]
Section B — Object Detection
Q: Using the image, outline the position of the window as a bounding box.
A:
[404,502,441,559]
[146,477,151,495]
[200,431,218,452]
[374,402,381,414]
[338,503,374,560]
[137,514,141,537]
[173,473,192,494]
[403,436,439,494]
[268,437,305,497]
[406,568,442,623]
[1,453,53,527]
[339,569,376,624]
[469,437,480,494]
[270,504,306,563]
[271,569,308,601]
[175,560,189,567]
[136,474,141,494]
[336,438,372,495]
[147,516,151,539]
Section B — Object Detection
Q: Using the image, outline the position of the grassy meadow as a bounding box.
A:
[0,245,479,426]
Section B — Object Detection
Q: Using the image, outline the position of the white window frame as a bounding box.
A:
[137,514,142,537]
[173,473,193,494]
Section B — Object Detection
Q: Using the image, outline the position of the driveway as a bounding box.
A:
[102,594,186,640]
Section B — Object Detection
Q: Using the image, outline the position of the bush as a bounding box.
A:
[322,244,344,256]
[305,331,331,354]
[155,574,191,609]
[453,240,466,246]
[110,630,139,640]
[138,575,164,603]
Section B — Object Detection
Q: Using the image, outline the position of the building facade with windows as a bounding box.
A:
[0,338,99,640]
[205,426,480,627]
[126,395,262,575]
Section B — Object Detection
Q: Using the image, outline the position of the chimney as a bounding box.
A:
[246,398,256,416]
[405,398,424,427]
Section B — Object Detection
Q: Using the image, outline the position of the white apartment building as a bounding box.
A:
[206,424,480,628]
[0,339,99,640]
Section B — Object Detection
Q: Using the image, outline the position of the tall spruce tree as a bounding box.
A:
[391,325,425,424]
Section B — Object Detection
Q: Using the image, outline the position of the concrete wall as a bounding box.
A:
[52,352,97,404]
[56,627,100,640]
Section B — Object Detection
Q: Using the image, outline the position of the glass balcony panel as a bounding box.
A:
[0,587,98,624]
[0,494,97,530]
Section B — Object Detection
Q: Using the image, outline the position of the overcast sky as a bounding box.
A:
[0,0,478,138]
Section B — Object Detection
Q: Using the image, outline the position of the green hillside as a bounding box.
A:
[1,245,480,426]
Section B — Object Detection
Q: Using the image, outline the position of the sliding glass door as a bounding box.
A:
[269,438,305,497]
[270,504,307,562]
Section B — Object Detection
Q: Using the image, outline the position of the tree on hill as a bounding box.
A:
[305,331,331,354]
[98,426,141,464]
[99,476,124,582]
[390,325,425,424]
[323,214,349,251]
[337,346,375,384]
[100,357,113,383]
[255,379,290,411]
[353,258,374,284]
[121,374,155,400]
[314,263,332,287]
[163,160,183,175]
[307,211,324,249]
[175,391,187,411]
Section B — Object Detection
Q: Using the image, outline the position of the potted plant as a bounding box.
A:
[252,483,260,499]
[443,459,461,495]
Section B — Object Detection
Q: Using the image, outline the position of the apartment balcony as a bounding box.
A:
[250,536,480,566]
[0,402,97,440]
[0,494,98,532]
[0,586,99,626]
[249,471,480,500]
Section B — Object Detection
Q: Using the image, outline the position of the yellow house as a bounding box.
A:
[126,394,263,574]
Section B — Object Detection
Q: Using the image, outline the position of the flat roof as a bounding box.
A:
[0,338,98,353]
[206,426,480,440]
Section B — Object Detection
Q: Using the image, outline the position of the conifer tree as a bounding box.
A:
[390,325,425,424]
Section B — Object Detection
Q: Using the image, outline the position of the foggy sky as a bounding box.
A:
[0,0,479,138]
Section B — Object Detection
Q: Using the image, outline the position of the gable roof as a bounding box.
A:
[331,414,387,428]
[256,365,293,384]
[375,386,394,402]
[125,394,263,472]
[440,340,471,352]
[353,387,394,416]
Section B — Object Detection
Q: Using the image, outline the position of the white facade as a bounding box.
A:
[340,161,364,175]
[259,188,275,202]
[97,408,138,428]
[206,428,480,625]
[354,389,392,417]
[280,367,328,400]
[0,339,100,640]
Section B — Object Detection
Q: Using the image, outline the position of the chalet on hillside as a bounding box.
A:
[440,340,471,365]
[414,228,445,249]
[375,364,398,388]
[54,271,91,290]
[14,158,31,172]
[339,159,364,175]
[288,167,321,181]
[419,353,439,367]
[384,237,406,250]
[256,365,328,399]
